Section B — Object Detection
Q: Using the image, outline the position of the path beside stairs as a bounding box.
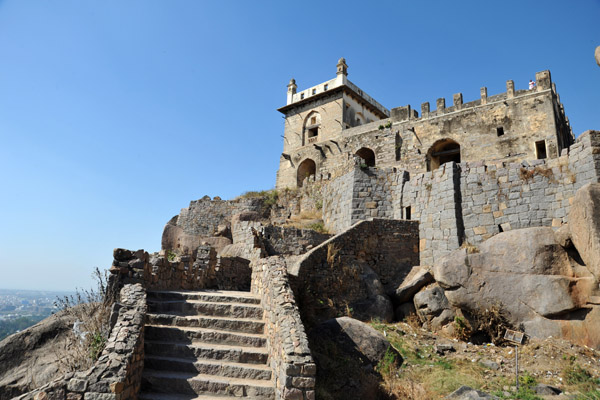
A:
[139,289,275,400]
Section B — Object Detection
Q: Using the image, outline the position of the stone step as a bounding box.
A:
[147,290,261,305]
[145,325,267,348]
[144,355,272,380]
[147,300,264,319]
[144,340,269,364]
[142,370,275,399]
[146,313,264,334]
[139,393,242,400]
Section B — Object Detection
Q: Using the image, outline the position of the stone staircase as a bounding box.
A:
[139,290,275,399]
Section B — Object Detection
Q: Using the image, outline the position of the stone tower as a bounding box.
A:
[276,58,390,188]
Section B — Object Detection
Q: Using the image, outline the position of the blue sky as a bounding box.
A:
[0,1,598,291]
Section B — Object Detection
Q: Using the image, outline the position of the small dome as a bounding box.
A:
[289,78,296,85]
[338,57,346,64]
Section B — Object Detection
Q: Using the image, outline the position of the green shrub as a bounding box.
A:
[307,221,328,234]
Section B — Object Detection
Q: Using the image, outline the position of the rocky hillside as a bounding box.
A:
[0,308,78,400]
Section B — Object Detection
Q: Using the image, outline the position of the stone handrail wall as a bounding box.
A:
[110,247,251,292]
[16,283,147,400]
[288,219,419,326]
[251,257,316,400]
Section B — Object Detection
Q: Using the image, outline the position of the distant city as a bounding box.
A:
[0,288,74,340]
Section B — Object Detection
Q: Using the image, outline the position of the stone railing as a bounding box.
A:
[251,256,316,400]
[16,283,147,400]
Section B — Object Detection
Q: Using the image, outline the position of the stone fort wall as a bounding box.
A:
[313,130,600,265]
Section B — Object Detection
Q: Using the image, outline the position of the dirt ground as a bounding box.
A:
[371,321,600,399]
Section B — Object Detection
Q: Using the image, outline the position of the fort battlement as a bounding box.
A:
[276,61,574,190]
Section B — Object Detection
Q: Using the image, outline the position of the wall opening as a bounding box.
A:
[535,140,547,159]
[427,139,461,171]
[355,147,376,167]
[496,127,504,137]
[405,206,411,220]
[303,111,321,145]
[297,159,316,187]
[395,133,402,161]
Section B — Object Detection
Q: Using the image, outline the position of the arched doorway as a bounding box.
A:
[355,147,376,167]
[297,159,316,187]
[427,139,460,171]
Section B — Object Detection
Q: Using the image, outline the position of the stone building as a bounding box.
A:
[276,58,574,189]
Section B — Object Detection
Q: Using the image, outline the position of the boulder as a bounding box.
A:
[432,226,599,347]
[533,383,561,395]
[414,285,454,329]
[554,224,572,248]
[445,386,498,399]
[568,183,600,279]
[309,317,401,366]
[394,266,434,303]
[308,317,401,400]
[350,265,393,322]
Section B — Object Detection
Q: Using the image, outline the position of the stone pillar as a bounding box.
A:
[436,98,446,112]
[480,87,488,105]
[453,93,463,109]
[336,57,348,76]
[391,105,411,122]
[287,78,297,105]
[421,102,430,118]
[506,80,515,98]
[535,70,552,90]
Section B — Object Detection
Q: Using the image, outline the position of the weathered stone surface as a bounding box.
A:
[554,224,572,248]
[310,317,399,366]
[433,227,599,347]
[445,386,498,399]
[414,285,454,329]
[290,219,419,326]
[0,307,80,399]
[394,266,434,303]
[308,317,401,400]
[533,383,561,395]
[568,183,600,279]
[349,264,393,322]
[251,256,314,400]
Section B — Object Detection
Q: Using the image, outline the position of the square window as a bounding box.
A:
[312,89,316,95]
[324,84,328,90]
[497,127,504,137]
[300,93,304,99]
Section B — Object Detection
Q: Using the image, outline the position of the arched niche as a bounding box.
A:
[427,139,460,171]
[303,111,321,145]
[355,147,376,167]
[297,158,316,187]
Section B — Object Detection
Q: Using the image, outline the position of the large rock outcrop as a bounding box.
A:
[0,308,79,399]
[431,225,600,347]
[568,183,600,279]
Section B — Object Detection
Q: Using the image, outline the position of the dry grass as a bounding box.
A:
[519,166,557,183]
[326,243,340,267]
[460,241,480,254]
[53,268,113,372]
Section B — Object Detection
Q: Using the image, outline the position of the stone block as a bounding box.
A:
[473,226,487,235]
